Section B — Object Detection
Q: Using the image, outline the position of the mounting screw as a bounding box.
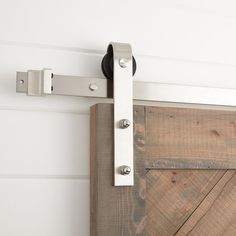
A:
[119,58,128,68]
[89,83,98,91]
[120,166,131,175]
[119,119,131,129]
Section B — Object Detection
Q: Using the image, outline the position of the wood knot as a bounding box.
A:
[171,177,176,183]
[211,129,220,136]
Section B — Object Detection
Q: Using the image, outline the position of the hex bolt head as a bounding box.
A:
[89,83,98,91]
[119,119,131,129]
[119,166,131,175]
[119,58,128,68]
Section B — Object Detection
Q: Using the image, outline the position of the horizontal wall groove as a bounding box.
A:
[0,174,89,180]
[0,40,105,56]
[137,53,236,68]
[2,39,236,68]
[0,107,90,115]
[162,4,236,19]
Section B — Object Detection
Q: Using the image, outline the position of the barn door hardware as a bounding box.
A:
[16,42,135,186]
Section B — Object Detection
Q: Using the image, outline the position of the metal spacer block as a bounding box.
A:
[16,69,52,96]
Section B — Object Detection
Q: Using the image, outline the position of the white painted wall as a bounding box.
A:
[1,0,236,235]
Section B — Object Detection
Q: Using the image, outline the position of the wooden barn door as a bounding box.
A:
[90,104,236,236]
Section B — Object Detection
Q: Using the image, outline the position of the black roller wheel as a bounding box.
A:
[101,45,137,79]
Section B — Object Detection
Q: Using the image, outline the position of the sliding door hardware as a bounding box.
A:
[16,42,136,187]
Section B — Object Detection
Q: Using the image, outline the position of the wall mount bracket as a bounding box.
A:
[16,42,135,186]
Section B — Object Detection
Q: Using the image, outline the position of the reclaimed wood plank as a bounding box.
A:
[176,170,236,236]
[175,170,236,236]
[146,169,226,236]
[145,158,236,170]
[90,104,146,236]
[145,106,236,169]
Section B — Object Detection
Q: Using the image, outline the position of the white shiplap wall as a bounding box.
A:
[1,0,236,235]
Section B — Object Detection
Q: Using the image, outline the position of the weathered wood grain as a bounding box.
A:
[90,104,146,236]
[146,169,226,236]
[176,170,236,236]
[145,106,236,169]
